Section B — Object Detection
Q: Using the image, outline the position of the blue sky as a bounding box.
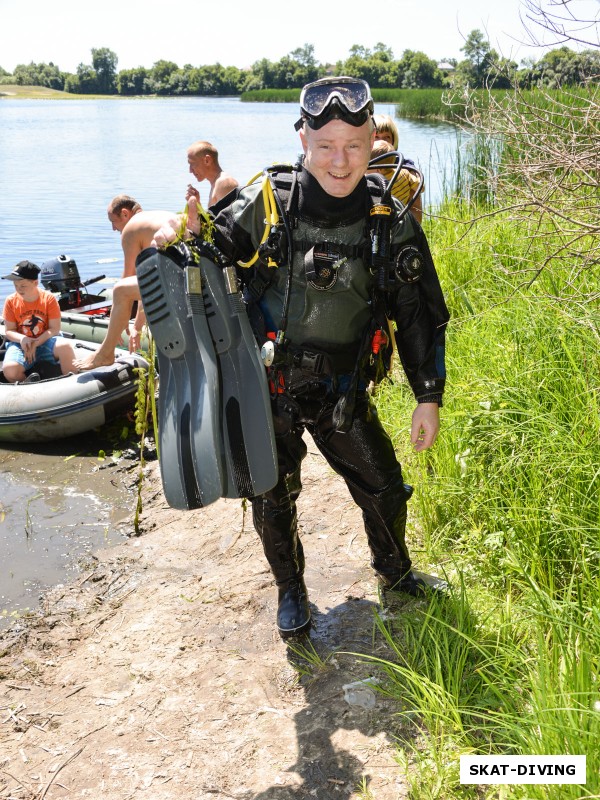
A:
[1,0,597,73]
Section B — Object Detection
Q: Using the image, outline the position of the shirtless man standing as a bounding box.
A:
[74,195,177,371]
[185,141,239,208]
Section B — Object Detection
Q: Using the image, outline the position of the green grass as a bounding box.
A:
[380,88,464,120]
[369,88,600,798]
[241,86,595,121]
[241,87,464,119]
[0,84,117,100]
[241,88,300,103]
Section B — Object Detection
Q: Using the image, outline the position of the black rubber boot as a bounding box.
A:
[379,569,449,598]
[276,577,311,639]
[252,467,312,639]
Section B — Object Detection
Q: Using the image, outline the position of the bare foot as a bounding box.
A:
[73,350,115,372]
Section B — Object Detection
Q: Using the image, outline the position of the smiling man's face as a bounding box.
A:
[300,118,375,198]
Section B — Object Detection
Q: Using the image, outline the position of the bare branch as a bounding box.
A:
[522,0,600,49]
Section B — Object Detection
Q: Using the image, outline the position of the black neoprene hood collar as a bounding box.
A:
[296,168,367,227]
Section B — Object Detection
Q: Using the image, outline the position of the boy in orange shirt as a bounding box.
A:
[2,260,76,383]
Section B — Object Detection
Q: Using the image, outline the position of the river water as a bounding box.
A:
[0,97,459,625]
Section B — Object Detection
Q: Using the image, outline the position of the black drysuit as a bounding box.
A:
[210,167,449,587]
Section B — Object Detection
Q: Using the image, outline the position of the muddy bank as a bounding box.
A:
[0,441,425,799]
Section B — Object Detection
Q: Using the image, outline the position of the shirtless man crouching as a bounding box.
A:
[74,196,177,371]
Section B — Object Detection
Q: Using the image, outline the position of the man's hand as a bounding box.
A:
[151,200,201,248]
[186,184,200,202]
[128,326,141,353]
[411,403,440,452]
[128,308,146,353]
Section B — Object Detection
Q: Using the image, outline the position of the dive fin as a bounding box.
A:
[136,246,223,509]
[200,256,278,499]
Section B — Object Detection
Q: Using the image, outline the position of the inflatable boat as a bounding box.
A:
[0,325,150,442]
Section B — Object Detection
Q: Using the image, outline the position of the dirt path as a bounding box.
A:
[0,441,417,800]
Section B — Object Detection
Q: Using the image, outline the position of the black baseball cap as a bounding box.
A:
[2,260,41,281]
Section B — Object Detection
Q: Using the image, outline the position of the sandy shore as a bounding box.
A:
[0,442,419,799]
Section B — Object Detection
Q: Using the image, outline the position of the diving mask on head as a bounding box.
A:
[294,76,374,131]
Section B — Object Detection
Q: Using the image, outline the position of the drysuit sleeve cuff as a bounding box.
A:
[416,393,443,407]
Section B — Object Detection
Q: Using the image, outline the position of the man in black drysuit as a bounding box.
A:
[154,76,449,639]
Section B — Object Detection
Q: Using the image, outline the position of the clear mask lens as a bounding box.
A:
[300,79,371,118]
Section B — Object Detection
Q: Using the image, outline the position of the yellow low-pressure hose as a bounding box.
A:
[237,174,280,269]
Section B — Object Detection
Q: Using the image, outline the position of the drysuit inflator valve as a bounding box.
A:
[395,245,424,284]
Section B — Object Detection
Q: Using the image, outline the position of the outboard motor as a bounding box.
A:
[40,254,89,309]
[40,254,109,311]
[40,254,82,293]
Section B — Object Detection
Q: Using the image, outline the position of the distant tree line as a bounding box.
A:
[1,33,598,96]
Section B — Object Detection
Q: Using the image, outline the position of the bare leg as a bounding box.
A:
[2,362,26,383]
[54,339,77,375]
[73,278,141,371]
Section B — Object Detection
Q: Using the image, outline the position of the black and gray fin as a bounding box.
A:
[136,246,223,509]
[199,255,278,499]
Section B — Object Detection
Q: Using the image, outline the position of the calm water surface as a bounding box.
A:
[0,97,459,622]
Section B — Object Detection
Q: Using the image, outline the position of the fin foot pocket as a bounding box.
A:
[136,248,189,360]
